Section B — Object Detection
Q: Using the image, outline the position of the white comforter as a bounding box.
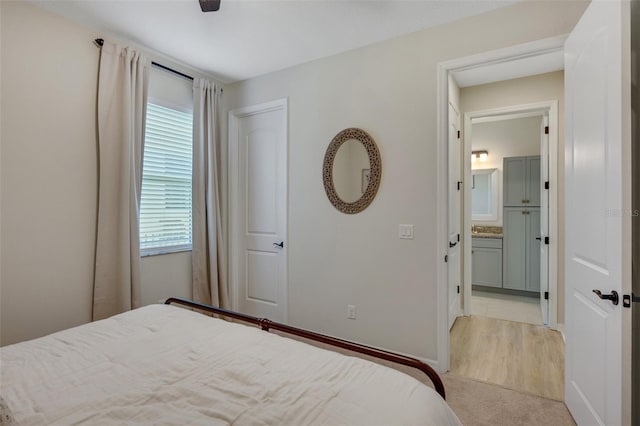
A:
[0,304,460,425]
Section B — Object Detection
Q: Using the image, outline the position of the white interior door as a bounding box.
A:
[230,100,288,322]
[539,115,549,325]
[448,103,461,329]
[564,1,631,424]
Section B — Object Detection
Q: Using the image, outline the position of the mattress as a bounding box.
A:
[0,304,460,425]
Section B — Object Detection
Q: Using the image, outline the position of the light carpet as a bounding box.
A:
[442,373,575,426]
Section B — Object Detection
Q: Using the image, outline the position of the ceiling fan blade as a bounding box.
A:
[199,0,221,12]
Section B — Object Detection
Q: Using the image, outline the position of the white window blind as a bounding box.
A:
[139,102,193,253]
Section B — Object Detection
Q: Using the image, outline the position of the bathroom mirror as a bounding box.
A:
[471,168,498,221]
[323,128,381,214]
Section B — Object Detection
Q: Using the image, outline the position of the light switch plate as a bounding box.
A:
[399,224,414,239]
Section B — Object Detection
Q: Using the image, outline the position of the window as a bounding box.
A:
[139,68,193,255]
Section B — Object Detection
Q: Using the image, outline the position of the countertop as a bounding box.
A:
[471,226,503,239]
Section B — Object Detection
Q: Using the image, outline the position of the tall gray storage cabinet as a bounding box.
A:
[502,156,541,293]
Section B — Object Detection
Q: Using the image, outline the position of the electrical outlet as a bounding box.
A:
[347,305,356,319]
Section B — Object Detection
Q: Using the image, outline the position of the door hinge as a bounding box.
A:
[544,126,549,135]
[457,181,463,191]
[545,236,549,245]
[622,293,640,308]
[457,233,460,242]
[457,130,460,139]
[457,285,460,294]
[545,181,549,190]
[444,255,448,263]
[544,291,549,300]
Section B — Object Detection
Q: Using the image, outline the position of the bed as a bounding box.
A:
[0,298,461,425]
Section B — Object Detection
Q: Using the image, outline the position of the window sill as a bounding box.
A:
[140,246,192,258]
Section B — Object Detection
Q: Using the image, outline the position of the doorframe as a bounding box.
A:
[228,98,289,319]
[462,101,559,330]
[436,35,566,371]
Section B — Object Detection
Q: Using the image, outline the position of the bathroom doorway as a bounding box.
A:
[465,109,552,327]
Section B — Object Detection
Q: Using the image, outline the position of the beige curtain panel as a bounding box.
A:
[93,41,150,321]
[192,79,229,308]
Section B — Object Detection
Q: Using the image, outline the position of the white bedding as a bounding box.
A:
[0,304,460,425]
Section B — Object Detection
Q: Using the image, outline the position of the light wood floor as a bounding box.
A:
[472,290,543,325]
[450,315,564,401]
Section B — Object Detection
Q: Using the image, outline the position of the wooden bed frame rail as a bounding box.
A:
[165,297,446,399]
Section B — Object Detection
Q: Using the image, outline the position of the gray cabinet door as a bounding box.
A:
[527,157,541,206]
[502,207,527,290]
[503,157,527,206]
[526,208,541,292]
[471,238,503,288]
[503,156,541,207]
[472,247,503,288]
[503,207,541,293]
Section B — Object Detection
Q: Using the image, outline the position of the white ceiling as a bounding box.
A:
[32,0,525,83]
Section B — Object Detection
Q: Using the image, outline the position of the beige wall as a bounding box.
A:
[460,71,566,325]
[0,1,203,346]
[1,1,98,345]
[0,0,586,353]
[227,3,585,360]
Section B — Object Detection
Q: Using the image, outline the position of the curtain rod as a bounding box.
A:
[94,38,194,82]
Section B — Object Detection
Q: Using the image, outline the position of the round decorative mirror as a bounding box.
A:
[323,128,381,214]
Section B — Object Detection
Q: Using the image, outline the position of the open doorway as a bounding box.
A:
[437,37,565,401]
[451,93,564,401]
[465,107,553,327]
[470,116,544,325]
[439,4,633,420]
[458,93,560,333]
[436,37,569,374]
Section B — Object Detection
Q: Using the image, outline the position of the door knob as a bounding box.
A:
[449,241,457,248]
[592,289,619,305]
[273,241,284,248]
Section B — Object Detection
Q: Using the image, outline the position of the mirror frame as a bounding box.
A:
[323,128,381,214]
[471,168,499,221]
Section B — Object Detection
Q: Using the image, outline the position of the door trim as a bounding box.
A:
[436,35,566,371]
[448,102,462,330]
[462,101,558,330]
[228,98,289,320]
